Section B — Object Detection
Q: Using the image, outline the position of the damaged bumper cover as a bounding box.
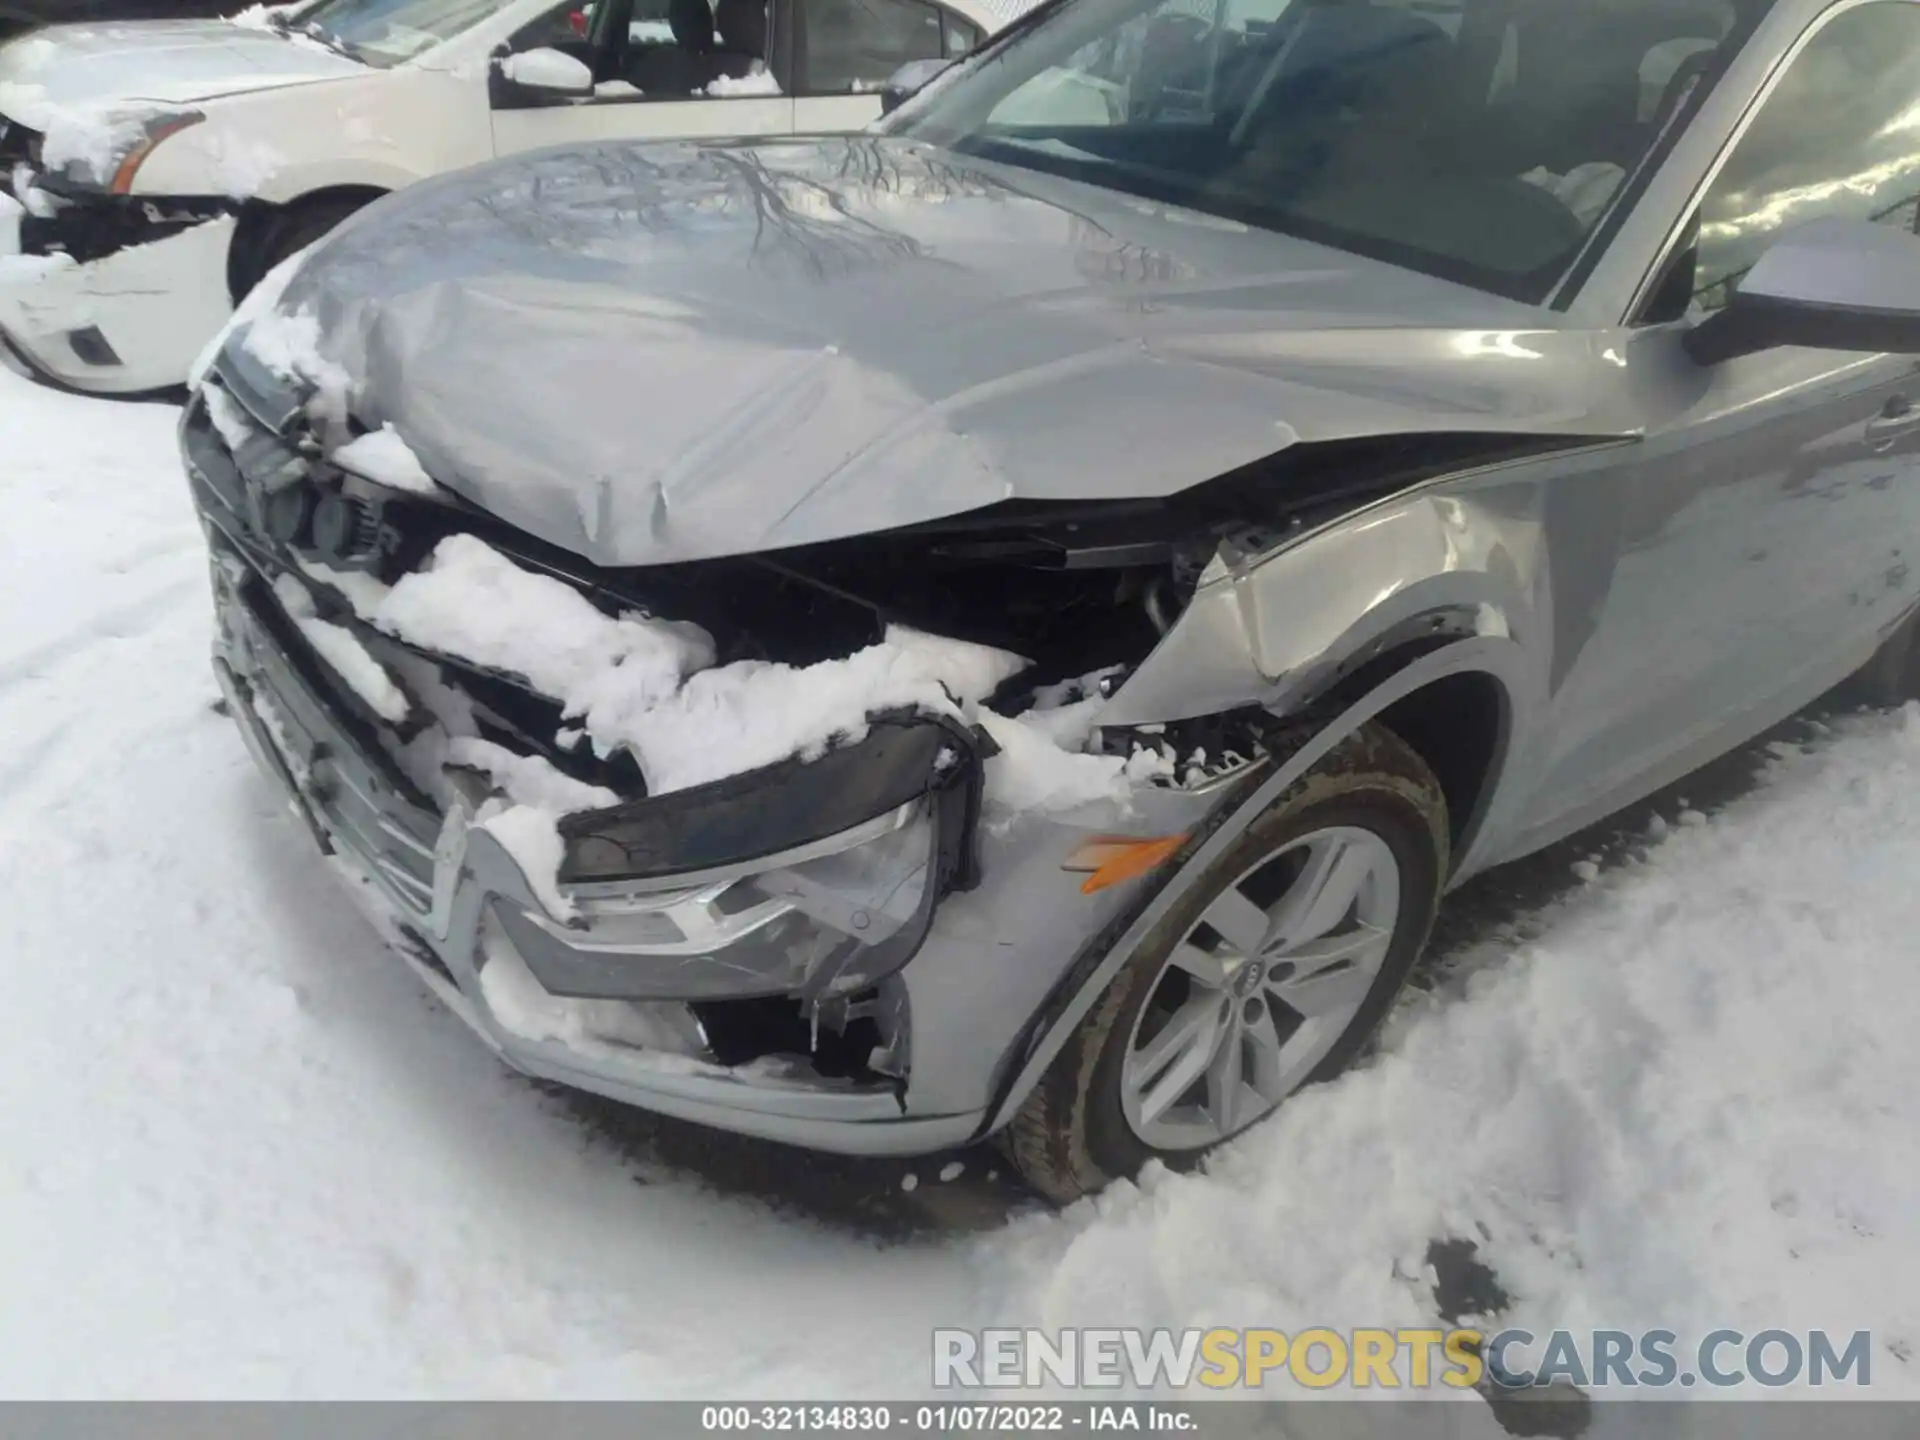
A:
[207,555,999,1152]
[181,349,1231,1153]
[1,146,235,391]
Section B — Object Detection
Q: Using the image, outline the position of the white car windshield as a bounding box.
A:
[281,0,518,64]
[886,0,1773,301]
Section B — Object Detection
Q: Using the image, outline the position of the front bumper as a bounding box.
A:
[0,204,234,393]
[210,558,1010,1153]
[188,389,1232,1155]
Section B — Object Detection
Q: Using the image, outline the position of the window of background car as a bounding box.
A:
[943,11,982,55]
[887,0,1774,302]
[503,0,775,99]
[1689,1,1920,314]
[797,0,947,92]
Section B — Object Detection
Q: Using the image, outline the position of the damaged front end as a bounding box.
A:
[183,344,1280,1149]
[0,118,235,386]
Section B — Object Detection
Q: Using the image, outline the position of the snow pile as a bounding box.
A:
[477,923,714,1069]
[447,737,618,812]
[979,709,1172,819]
[331,424,439,494]
[446,736,619,918]
[312,533,717,722]
[974,707,1920,1397]
[271,574,410,724]
[201,380,258,451]
[227,1,298,27]
[702,65,782,97]
[239,303,354,424]
[304,534,1033,800]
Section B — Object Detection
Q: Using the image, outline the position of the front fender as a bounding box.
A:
[1102,480,1554,728]
[983,634,1532,1139]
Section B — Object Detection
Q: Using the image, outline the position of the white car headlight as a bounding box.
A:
[41,108,204,195]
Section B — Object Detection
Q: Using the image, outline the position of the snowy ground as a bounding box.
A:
[2,361,1916,1408]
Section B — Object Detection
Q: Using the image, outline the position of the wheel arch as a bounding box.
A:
[979,635,1527,1141]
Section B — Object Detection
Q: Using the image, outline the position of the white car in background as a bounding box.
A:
[0,0,1024,392]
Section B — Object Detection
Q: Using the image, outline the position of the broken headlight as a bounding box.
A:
[497,797,946,1002]
[499,714,987,1003]
[557,714,976,885]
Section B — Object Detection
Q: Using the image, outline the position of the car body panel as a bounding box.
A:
[265,134,1621,569]
[1,0,241,42]
[0,19,362,107]
[180,0,1920,1153]
[0,0,1019,389]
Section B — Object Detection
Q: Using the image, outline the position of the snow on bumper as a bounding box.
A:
[0,213,233,392]
[204,556,1213,1152]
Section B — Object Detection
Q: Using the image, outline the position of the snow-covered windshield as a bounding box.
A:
[288,0,516,64]
[887,0,1770,301]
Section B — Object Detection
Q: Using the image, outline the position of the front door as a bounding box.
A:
[1528,0,1920,838]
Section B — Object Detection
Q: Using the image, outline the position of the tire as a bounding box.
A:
[1003,722,1449,1205]
[1846,611,1920,707]
[237,195,375,301]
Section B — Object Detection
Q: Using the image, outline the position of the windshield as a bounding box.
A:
[283,0,514,65]
[887,0,1771,301]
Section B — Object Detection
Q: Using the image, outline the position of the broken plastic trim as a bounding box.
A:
[16,187,232,266]
[557,712,988,888]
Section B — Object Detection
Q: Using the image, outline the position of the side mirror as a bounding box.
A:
[497,47,595,99]
[1685,216,1920,365]
[880,57,954,115]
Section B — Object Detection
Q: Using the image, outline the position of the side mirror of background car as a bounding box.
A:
[497,47,596,100]
[1685,217,1920,365]
[880,57,955,115]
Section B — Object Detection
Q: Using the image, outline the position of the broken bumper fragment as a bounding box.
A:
[0,155,234,391]
[205,552,999,1153]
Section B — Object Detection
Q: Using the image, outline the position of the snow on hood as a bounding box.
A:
[241,134,1591,570]
[0,21,361,122]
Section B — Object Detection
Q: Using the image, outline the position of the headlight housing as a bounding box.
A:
[41,108,204,195]
[557,713,981,885]
[491,713,990,1004]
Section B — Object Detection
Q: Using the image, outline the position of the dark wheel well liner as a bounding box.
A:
[227,186,388,304]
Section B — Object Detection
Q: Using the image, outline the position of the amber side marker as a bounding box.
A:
[1061,834,1190,894]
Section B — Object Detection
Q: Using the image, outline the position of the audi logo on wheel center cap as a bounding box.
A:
[1230,960,1265,997]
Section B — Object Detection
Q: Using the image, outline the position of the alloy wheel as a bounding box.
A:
[1119,824,1402,1150]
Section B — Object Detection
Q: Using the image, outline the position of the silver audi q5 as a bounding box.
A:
[183,0,1920,1200]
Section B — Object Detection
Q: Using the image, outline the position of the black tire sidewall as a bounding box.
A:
[247,199,368,298]
[1074,765,1445,1186]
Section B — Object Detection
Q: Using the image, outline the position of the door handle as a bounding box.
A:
[1866,396,1920,451]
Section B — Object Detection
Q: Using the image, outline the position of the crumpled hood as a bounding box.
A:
[0,21,360,118]
[259,135,1620,567]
